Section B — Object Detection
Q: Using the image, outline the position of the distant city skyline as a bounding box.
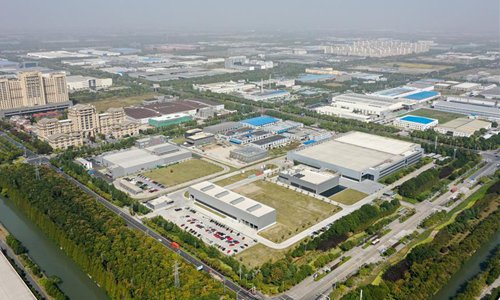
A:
[1,0,498,36]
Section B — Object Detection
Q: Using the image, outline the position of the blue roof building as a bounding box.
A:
[241,116,280,128]
[394,115,438,131]
[403,91,440,101]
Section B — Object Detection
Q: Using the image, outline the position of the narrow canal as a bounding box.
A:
[0,195,109,300]
[433,232,500,300]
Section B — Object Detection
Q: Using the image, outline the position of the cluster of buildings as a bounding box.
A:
[393,114,492,137]
[323,40,433,57]
[224,56,274,70]
[66,75,112,92]
[202,116,331,164]
[193,80,291,102]
[124,97,226,126]
[0,71,71,117]
[433,96,500,121]
[288,131,423,182]
[37,104,139,149]
[314,93,411,122]
[301,68,384,83]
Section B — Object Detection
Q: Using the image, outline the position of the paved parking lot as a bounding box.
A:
[123,174,167,194]
[155,205,257,256]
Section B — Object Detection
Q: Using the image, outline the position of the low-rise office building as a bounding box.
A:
[434,118,492,137]
[146,196,173,210]
[251,134,289,150]
[188,182,276,231]
[118,179,144,195]
[66,75,112,91]
[229,146,268,163]
[278,166,340,195]
[204,122,242,135]
[186,132,215,146]
[97,143,192,178]
[45,132,84,150]
[393,115,438,131]
[37,105,139,149]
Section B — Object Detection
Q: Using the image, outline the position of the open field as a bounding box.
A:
[406,108,464,123]
[392,62,447,69]
[88,92,159,112]
[214,169,261,186]
[354,62,450,75]
[234,181,340,243]
[235,243,295,268]
[143,159,223,187]
[329,189,368,205]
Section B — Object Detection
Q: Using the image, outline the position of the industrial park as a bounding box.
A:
[0,2,498,300]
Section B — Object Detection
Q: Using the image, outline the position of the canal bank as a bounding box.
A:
[433,232,500,300]
[0,195,108,300]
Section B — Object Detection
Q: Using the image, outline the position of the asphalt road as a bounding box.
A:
[284,157,495,300]
[22,155,259,300]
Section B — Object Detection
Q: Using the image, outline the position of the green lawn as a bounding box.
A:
[90,93,159,112]
[143,159,223,187]
[214,169,260,187]
[329,189,368,205]
[234,181,340,243]
[405,109,464,124]
[235,243,294,269]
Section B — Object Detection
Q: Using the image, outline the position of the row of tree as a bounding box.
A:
[398,168,439,199]
[296,200,400,253]
[0,136,23,164]
[0,120,52,154]
[51,155,149,214]
[410,128,500,151]
[0,164,229,299]
[342,179,499,300]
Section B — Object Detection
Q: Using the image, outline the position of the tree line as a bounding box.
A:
[299,200,400,252]
[0,164,229,299]
[341,178,499,300]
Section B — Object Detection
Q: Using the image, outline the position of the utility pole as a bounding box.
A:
[360,289,363,300]
[173,261,180,289]
[35,158,40,180]
[239,265,242,281]
[434,135,438,151]
[453,148,457,159]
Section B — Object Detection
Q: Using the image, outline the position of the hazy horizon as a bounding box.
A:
[1,0,499,36]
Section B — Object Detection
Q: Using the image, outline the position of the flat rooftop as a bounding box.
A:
[125,99,219,120]
[436,118,491,134]
[252,134,287,145]
[102,144,189,169]
[0,252,36,300]
[231,145,268,156]
[400,115,437,124]
[403,91,439,101]
[373,87,415,97]
[191,182,275,217]
[241,116,279,127]
[282,166,338,185]
[292,132,420,172]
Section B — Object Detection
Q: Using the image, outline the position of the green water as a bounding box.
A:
[0,196,109,300]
